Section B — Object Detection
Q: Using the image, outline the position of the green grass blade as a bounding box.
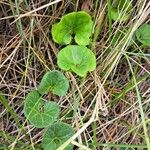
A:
[0,92,21,128]
[110,72,149,106]
[89,142,147,148]
[125,54,150,150]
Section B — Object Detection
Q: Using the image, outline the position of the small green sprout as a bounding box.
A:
[51,11,93,45]
[110,0,132,21]
[38,70,69,96]
[24,90,60,128]
[42,122,74,150]
[135,24,150,46]
[57,45,96,77]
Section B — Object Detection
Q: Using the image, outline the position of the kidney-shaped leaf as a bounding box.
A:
[24,90,60,128]
[51,11,93,45]
[135,24,150,46]
[38,70,69,96]
[110,0,132,21]
[42,122,74,150]
[57,45,96,77]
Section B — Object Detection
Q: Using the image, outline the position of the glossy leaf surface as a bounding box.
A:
[57,45,96,77]
[42,122,74,150]
[24,90,60,128]
[135,24,150,46]
[110,0,132,21]
[52,11,93,45]
[38,70,69,96]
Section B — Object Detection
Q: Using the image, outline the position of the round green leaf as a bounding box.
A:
[38,70,69,96]
[110,0,132,21]
[42,122,74,150]
[57,45,96,77]
[135,24,150,46]
[51,11,93,45]
[24,90,60,128]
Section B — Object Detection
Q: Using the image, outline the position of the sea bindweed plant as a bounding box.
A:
[24,90,60,128]
[51,11,96,77]
[110,0,132,22]
[57,45,96,77]
[24,70,69,128]
[24,11,96,150]
[135,24,150,46]
[42,122,74,150]
[23,70,74,149]
[38,70,69,96]
[51,11,93,45]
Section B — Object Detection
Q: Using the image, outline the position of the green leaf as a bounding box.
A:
[57,45,96,77]
[24,90,60,128]
[135,24,150,46]
[110,0,132,21]
[42,122,74,150]
[38,70,69,96]
[51,11,93,45]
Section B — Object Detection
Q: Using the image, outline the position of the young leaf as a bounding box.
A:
[110,0,132,21]
[42,122,74,150]
[135,24,150,46]
[24,90,60,128]
[57,45,96,77]
[38,70,69,96]
[51,11,93,45]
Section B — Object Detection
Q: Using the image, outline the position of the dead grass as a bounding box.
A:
[0,0,150,150]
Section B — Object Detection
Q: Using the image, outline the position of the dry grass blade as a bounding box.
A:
[0,0,150,150]
[11,0,62,24]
